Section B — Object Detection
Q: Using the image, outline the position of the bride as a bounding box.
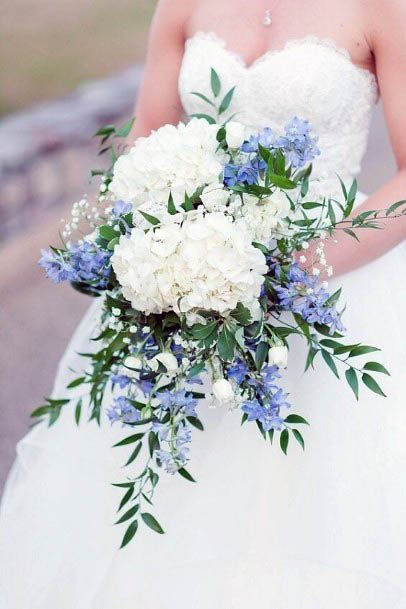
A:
[1,1,405,607]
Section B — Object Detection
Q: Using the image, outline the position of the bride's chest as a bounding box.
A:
[178,33,377,136]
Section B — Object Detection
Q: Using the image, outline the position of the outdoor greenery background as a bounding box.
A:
[0,0,157,116]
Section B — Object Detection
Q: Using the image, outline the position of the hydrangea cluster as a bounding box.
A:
[273,264,345,334]
[111,212,267,320]
[40,241,111,288]
[109,118,224,209]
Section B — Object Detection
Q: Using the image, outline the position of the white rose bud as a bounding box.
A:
[268,345,288,368]
[124,355,142,369]
[212,378,235,403]
[150,352,179,376]
[225,121,246,149]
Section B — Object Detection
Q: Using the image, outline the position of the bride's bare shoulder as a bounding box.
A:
[363,0,406,49]
[152,0,198,36]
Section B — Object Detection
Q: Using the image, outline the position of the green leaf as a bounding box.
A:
[342,228,360,242]
[190,91,216,107]
[187,361,206,379]
[361,373,386,397]
[190,321,218,341]
[327,200,337,225]
[345,368,359,400]
[190,113,216,125]
[363,361,390,375]
[167,193,177,215]
[218,86,236,114]
[178,467,196,482]
[321,350,339,378]
[94,124,115,137]
[99,225,117,241]
[385,199,406,216]
[115,117,135,138]
[186,416,204,431]
[116,504,139,524]
[302,202,323,210]
[124,442,142,466]
[230,302,252,326]
[319,338,343,350]
[141,512,165,534]
[280,429,289,455]
[292,429,305,450]
[138,211,160,226]
[267,174,297,189]
[284,414,309,425]
[217,324,236,362]
[304,346,319,371]
[349,345,381,358]
[148,431,159,458]
[120,520,139,548]
[324,288,342,307]
[107,237,120,251]
[255,341,269,371]
[210,68,221,97]
[347,177,358,204]
[118,486,134,511]
[114,433,144,448]
[183,192,194,211]
[333,343,361,355]
[74,399,82,425]
[67,376,85,389]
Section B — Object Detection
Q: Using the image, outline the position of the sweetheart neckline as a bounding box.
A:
[185,31,378,94]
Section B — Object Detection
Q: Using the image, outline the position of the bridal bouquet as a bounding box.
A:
[37,71,404,546]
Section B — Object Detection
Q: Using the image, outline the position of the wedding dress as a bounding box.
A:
[1,33,405,609]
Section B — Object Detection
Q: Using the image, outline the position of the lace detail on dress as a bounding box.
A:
[179,32,378,198]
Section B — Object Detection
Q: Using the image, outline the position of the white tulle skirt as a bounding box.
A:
[1,219,405,608]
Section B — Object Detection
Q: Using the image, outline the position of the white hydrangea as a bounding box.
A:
[111,212,267,320]
[200,183,230,211]
[237,190,293,245]
[109,118,224,210]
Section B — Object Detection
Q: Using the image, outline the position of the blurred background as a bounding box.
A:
[0,0,396,489]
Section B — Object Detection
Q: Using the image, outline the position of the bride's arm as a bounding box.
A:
[126,0,191,143]
[314,4,406,277]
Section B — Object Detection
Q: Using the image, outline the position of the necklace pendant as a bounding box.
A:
[263,9,272,27]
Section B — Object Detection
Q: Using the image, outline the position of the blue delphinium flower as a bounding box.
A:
[40,241,112,288]
[69,241,111,287]
[107,396,140,424]
[39,249,77,283]
[226,359,249,384]
[112,200,132,217]
[111,374,131,389]
[241,127,275,153]
[242,363,290,431]
[158,389,197,417]
[155,422,192,474]
[274,117,320,169]
[273,263,345,334]
[137,378,154,396]
[224,162,259,187]
[242,399,285,432]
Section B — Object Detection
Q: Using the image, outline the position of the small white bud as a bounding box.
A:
[268,345,288,368]
[212,378,235,403]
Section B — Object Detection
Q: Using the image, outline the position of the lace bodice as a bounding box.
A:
[179,32,378,196]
